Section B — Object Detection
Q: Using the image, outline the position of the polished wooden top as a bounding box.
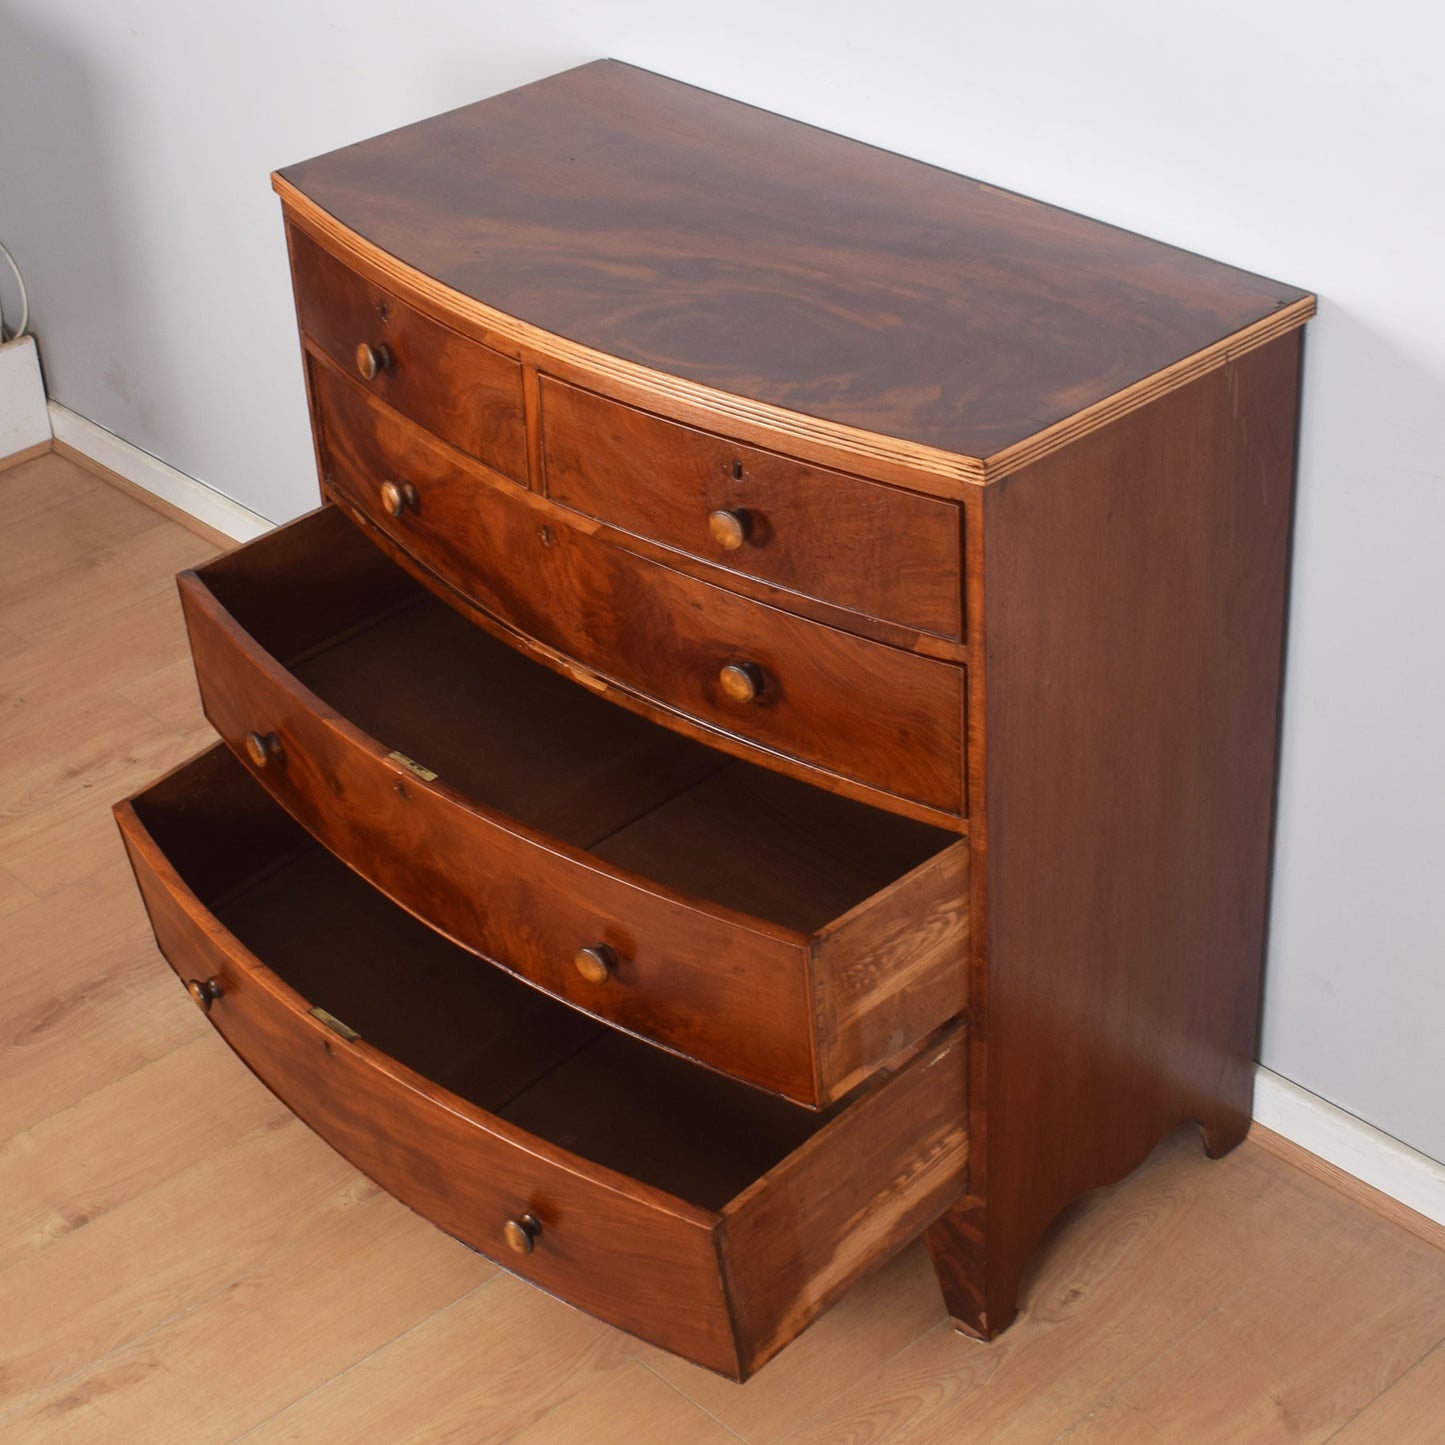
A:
[276,60,1310,462]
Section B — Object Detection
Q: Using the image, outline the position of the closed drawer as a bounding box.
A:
[313,358,967,816]
[116,746,971,1380]
[541,377,964,639]
[287,224,527,481]
[178,506,969,1106]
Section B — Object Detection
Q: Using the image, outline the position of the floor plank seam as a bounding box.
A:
[0,1114,319,1421]
[764,1311,968,1445]
[1317,1338,1445,1444]
[629,1352,752,1443]
[0,1033,205,1156]
[222,1271,509,1445]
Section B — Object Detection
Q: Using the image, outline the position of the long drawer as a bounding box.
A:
[311,356,967,816]
[115,746,970,1381]
[177,507,969,1106]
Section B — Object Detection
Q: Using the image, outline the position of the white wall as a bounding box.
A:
[3,0,1441,1161]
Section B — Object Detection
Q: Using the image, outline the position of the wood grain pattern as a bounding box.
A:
[179,523,816,1104]
[287,222,527,481]
[116,749,973,1380]
[3,1185,489,1445]
[178,508,962,1104]
[721,1026,969,1378]
[236,1275,641,1445]
[312,359,968,813]
[306,342,967,665]
[1251,1123,1445,1255]
[809,841,970,1101]
[274,61,1312,480]
[12,455,1444,1441]
[928,331,1304,1338]
[115,766,742,1376]
[540,377,963,637]
[0,1034,284,1276]
[1331,1345,1445,1444]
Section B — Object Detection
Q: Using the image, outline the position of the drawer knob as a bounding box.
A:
[379,480,418,517]
[707,508,751,550]
[719,662,765,704]
[355,342,392,380]
[244,731,283,768]
[186,977,223,1013]
[503,1213,542,1255]
[573,944,615,985]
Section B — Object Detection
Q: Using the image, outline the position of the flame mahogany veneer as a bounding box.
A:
[116,61,1312,1377]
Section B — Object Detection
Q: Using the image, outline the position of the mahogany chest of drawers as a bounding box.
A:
[115,61,1313,1380]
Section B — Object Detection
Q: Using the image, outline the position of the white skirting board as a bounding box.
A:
[1254,1066,1445,1227]
[48,402,271,542]
[36,399,1445,1232]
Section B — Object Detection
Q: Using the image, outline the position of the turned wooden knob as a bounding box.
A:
[719,662,764,704]
[707,508,751,550]
[244,731,282,768]
[503,1213,542,1255]
[379,480,417,517]
[573,944,615,985]
[186,977,222,1013]
[355,342,391,380]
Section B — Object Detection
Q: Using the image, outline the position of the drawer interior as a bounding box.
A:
[134,750,842,1210]
[196,508,956,932]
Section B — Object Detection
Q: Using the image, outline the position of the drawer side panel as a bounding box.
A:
[812,840,971,1101]
[719,1025,969,1376]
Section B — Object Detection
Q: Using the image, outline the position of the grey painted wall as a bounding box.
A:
[3,0,1440,1160]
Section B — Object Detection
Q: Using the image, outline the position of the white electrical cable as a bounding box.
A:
[0,240,30,341]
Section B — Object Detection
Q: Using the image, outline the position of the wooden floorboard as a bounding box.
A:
[0,451,1442,1442]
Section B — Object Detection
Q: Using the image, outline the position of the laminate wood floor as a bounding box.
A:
[2,449,1443,1444]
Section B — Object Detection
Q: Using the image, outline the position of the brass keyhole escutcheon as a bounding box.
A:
[719,662,764,705]
[186,977,223,1013]
[574,944,615,985]
[503,1213,542,1255]
[244,731,282,769]
[355,342,392,380]
[708,508,750,550]
[380,480,417,517]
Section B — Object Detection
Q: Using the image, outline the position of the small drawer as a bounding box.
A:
[116,746,970,1380]
[541,379,964,638]
[178,507,969,1106]
[313,360,966,816]
[287,224,527,482]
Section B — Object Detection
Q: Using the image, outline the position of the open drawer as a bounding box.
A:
[115,747,970,1380]
[177,506,969,1106]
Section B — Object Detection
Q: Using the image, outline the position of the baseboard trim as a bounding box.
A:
[0,438,52,474]
[1253,1066,1445,1241]
[48,402,271,543]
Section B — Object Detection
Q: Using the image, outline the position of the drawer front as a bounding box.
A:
[315,363,966,815]
[179,564,823,1105]
[541,378,964,639]
[115,788,739,1374]
[118,748,968,1379]
[288,224,527,481]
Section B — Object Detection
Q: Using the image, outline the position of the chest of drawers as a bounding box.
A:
[115,61,1312,1379]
